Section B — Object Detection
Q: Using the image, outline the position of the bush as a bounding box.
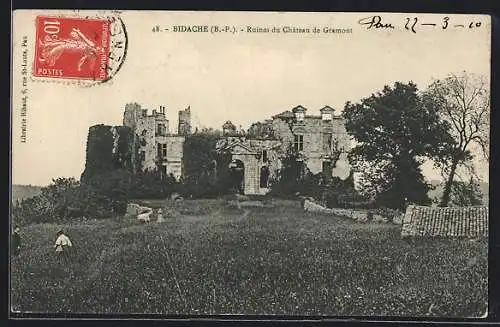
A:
[374,207,403,222]
[180,133,238,198]
[178,174,220,199]
[129,170,178,199]
[12,173,133,226]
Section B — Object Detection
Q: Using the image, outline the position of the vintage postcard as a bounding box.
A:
[10,10,490,317]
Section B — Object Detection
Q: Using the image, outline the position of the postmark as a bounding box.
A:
[32,13,128,85]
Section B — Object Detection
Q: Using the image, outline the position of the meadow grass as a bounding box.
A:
[10,199,487,316]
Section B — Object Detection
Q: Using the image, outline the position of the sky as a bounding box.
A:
[12,11,491,186]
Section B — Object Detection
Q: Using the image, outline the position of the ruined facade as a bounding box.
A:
[178,106,192,136]
[217,105,352,195]
[123,102,189,180]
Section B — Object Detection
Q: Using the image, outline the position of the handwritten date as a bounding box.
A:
[358,15,483,33]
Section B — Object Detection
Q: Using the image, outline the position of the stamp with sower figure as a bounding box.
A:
[33,14,127,84]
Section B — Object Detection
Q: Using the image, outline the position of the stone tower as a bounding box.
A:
[178,106,192,136]
[123,102,143,129]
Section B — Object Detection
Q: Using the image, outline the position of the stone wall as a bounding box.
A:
[178,107,191,136]
[123,103,185,178]
[303,199,403,224]
[135,115,157,171]
[231,153,260,195]
[247,139,282,186]
[164,135,184,180]
[165,136,184,162]
[270,111,351,179]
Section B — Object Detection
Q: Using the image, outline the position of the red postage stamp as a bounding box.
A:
[33,16,111,81]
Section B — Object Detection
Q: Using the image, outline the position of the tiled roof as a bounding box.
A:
[292,105,307,113]
[222,120,236,129]
[272,110,295,119]
[401,205,488,238]
[320,105,335,113]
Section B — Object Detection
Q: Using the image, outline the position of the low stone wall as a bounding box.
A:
[303,199,403,224]
[303,199,331,213]
[329,207,373,222]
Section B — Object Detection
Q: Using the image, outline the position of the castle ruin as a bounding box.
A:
[123,102,191,180]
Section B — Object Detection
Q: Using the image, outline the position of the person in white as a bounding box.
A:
[54,229,73,260]
[157,208,165,223]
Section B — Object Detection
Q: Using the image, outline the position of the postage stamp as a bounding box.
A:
[34,16,111,81]
[10,10,491,319]
[32,13,127,84]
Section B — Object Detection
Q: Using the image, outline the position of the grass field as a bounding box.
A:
[10,198,487,317]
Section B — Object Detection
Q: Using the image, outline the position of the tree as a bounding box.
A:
[423,72,489,207]
[324,138,345,174]
[450,177,484,206]
[182,133,220,197]
[129,169,177,199]
[43,177,80,197]
[43,177,80,218]
[343,81,452,209]
[351,160,392,202]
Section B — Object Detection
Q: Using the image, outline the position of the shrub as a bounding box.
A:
[178,174,220,199]
[12,173,133,226]
[180,133,238,198]
[129,170,178,199]
[375,207,403,223]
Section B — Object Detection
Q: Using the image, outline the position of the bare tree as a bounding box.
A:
[423,71,490,207]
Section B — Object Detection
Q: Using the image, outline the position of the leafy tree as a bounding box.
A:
[196,127,222,137]
[449,177,484,207]
[320,175,359,208]
[129,169,177,199]
[182,133,221,197]
[12,192,53,225]
[215,151,235,195]
[183,134,218,176]
[423,72,490,207]
[42,177,80,218]
[84,169,132,215]
[269,144,359,206]
[11,177,117,224]
[343,81,452,209]
[352,160,392,202]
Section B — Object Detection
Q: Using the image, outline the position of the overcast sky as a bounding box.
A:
[12,11,490,186]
